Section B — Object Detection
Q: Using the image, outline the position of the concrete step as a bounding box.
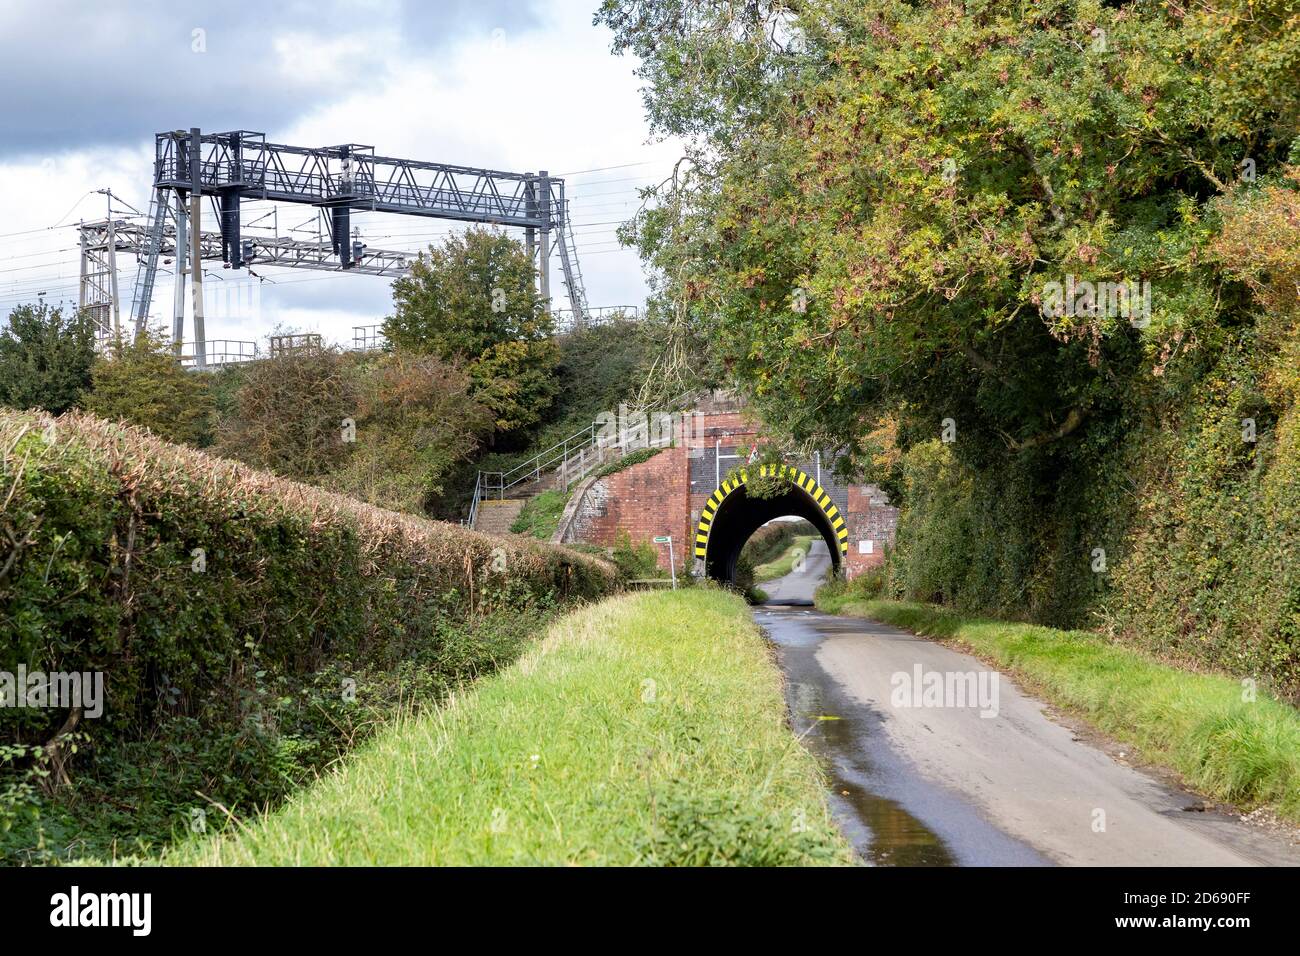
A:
[473,497,527,535]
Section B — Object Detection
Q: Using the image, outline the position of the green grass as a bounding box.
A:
[509,488,570,539]
[592,445,664,479]
[816,592,1300,823]
[166,589,853,865]
[753,534,816,583]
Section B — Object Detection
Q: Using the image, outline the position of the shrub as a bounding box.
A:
[82,331,212,445]
[610,530,662,579]
[0,409,616,860]
[215,343,359,479]
[325,351,492,515]
[740,519,815,567]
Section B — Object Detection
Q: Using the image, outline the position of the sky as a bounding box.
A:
[0,0,679,347]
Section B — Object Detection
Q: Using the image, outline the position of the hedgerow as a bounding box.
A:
[0,408,615,861]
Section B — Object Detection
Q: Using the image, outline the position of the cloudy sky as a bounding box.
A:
[0,0,678,346]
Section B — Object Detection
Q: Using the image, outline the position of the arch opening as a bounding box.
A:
[695,466,847,584]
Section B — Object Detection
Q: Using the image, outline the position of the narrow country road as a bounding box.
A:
[757,545,1300,866]
[758,537,833,605]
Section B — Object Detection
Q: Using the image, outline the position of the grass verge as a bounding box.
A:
[753,535,816,583]
[168,589,853,865]
[509,488,570,539]
[815,591,1300,823]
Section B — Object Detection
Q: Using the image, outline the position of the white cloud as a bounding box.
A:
[0,0,678,346]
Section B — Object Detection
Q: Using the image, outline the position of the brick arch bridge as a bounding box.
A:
[554,394,897,581]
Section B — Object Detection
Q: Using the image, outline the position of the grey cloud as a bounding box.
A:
[0,0,542,158]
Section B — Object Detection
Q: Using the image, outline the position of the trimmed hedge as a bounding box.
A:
[0,408,616,761]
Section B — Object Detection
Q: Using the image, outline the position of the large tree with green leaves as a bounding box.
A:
[383,228,558,436]
[601,1,1300,660]
[600,0,1300,467]
[0,303,96,414]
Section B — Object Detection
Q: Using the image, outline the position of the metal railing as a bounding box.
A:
[553,305,640,332]
[268,333,322,357]
[352,325,386,351]
[465,390,701,528]
[466,424,596,528]
[180,339,259,369]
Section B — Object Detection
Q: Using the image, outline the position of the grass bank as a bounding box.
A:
[169,589,852,865]
[754,534,816,583]
[816,588,1300,823]
[510,488,570,539]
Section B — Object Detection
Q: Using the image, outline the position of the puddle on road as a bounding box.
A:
[757,606,955,866]
[793,688,956,866]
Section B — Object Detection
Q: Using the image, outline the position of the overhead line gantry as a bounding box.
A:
[112,127,589,366]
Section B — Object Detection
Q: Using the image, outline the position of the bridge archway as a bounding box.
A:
[695,464,848,583]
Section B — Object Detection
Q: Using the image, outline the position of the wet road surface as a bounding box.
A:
[759,538,832,605]
[757,568,1300,866]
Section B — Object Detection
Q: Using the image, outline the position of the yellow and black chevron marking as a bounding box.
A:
[694,463,849,560]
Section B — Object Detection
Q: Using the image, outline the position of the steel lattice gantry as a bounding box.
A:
[78,217,412,347]
[129,128,588,363]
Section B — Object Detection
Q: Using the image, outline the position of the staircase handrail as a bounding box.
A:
[468,390,702,524]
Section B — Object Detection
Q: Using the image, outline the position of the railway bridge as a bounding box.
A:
[550,394,897,582]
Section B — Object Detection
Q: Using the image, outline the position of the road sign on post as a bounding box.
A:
[653,536,677,589]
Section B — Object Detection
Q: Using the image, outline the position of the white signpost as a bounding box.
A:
[653,535,677,589]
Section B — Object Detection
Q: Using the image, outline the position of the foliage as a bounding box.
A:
[740,520,809,568]
[606,0,1300,460]
[593,444,663,479]
[818,567,885,604]
[215,342,360,480]
[553,316,659,423]
[0,408,616,862]
[326,351,492,514]
[602,0,1300,687]
[748,531,818,584]
[610,530,663,579]
[383,228,558,435]
[82,330,213,446]
[723,449,790,500]
[166,590,852,865]
[0,303,96,415]
[1102,343,1300,697]
[732,551,756,597]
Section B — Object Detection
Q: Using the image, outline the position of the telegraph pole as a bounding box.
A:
[172,189,187,356]
[188,128,206,369]
[538,170,551,310]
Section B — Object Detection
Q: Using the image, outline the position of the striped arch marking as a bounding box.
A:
[694,463,850,560]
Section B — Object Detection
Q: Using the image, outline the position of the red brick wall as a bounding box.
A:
[843,485,898,579]
[567,445,692,572]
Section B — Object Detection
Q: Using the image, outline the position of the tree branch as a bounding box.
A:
[1004,406,1089,452]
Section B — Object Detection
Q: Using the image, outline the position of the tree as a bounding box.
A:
[326,351,493,515]
[83,331,212,445]
[215,341,359,480]
[600,0,1300,638]
[601,0,1300,469]
[383,228,558,435]
[0,303,96,414]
